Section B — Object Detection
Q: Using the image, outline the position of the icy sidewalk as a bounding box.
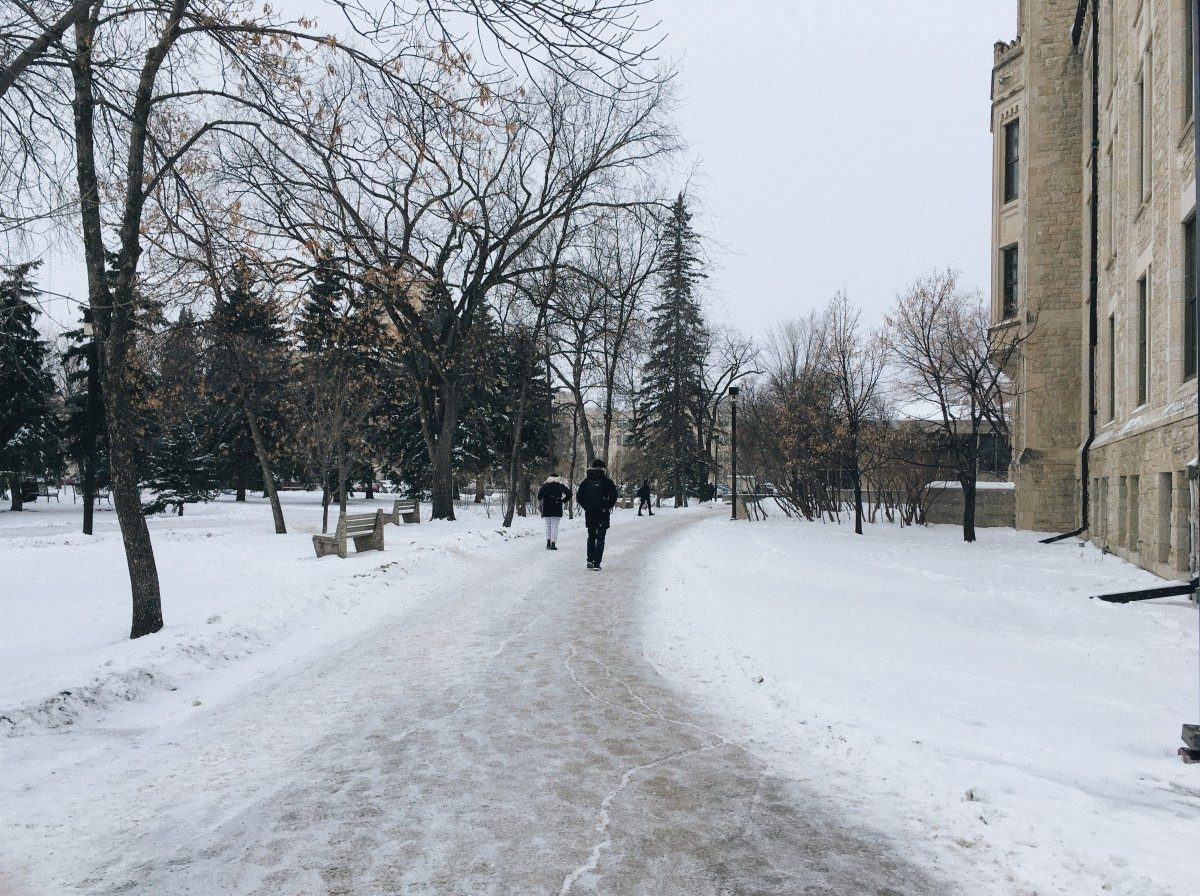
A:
[0,494,558,734]
[643,513,1199,896]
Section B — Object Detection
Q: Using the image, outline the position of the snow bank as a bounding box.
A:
[644,512,1200,896]
[0,493,544,735]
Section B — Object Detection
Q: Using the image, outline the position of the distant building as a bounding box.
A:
[991,0,1197,578]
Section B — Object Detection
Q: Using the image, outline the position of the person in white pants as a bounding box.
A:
[536,474,572,551]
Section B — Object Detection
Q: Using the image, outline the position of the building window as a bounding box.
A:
[1099,477,1109,543]
[1136,56,1152,204]
[1158,471,1173,564]
[1137,274,1149,405]
[1108,313,1117,421]
[1118,475,1128,545]
[1002,245,1019,319]
[1187,217,1197,380]
[1003,119,1020,203]
[1129,474,1141,552]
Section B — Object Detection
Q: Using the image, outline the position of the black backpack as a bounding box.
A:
[577,476,604,512]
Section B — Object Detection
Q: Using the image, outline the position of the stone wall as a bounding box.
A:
[924,485,1017,528]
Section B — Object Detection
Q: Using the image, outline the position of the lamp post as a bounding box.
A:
[729,386,740,521]
[81,308,99,537]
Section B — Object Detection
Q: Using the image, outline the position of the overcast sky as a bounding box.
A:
[30,1,1017,339]
[650,0,1016,336]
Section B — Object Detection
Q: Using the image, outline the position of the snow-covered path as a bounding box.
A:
[2,509,946,896]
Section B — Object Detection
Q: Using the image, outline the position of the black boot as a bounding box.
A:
[547,539,552,550]
[550,542,558,550]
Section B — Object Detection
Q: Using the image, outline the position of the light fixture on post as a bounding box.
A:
[729,386,740,521]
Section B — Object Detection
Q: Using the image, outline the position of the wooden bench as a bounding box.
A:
[390,497,421,525]
[38,484,60,502]
[617,496,634,509]
[312,509,386,559]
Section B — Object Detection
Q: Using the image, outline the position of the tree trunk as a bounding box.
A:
[321,479,331,534]
[105,382,163,639]
[430,434,457,521]
[9,472,23,511]
[853,471,864,536]
[516,467,529,518]
[244,404,286,534]
[961,475,978,543]
[503,348,536,528]
[475,473,486,503]
[567,407,579,520]
[419,383,460,521]
[235,464,246,502]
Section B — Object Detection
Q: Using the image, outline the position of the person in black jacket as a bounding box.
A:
[576,459,618,570]
[636,479,653,516]
[536,474,571,550]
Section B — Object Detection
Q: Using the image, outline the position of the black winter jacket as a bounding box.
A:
[576,469,618,515]
[537,479,572,518]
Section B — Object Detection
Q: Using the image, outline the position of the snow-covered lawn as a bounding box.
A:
[645,511,1200,896]
[0,492,548,734]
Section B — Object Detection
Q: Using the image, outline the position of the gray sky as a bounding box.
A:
[650,0,1015,336]
[30,1,1017,339]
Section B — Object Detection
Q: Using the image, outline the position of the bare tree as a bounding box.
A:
[1,0,664,636]
[824,291,887,535]
[887,269,1028,543]
[231,70,672,520]
[694,326,757,498]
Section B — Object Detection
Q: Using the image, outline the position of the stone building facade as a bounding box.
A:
[992,0,1198,579]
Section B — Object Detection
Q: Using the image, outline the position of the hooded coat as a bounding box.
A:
[576,468,618,519]
[537,476,572,518]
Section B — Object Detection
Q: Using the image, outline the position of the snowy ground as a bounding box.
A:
[2,495,1197,894]
[1,498,943,895]
[644,510,1200,896]
[0,492,552,735]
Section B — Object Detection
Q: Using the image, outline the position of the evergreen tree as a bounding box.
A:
[62,308,109,530]
[633,194,710,506]
[142,311,219,515]
[0,262,60,511]
[206,262,293,532]
[293,263,386,529]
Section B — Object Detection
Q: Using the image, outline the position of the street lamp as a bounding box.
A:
[729,386,740,521]
[80,307,100,537]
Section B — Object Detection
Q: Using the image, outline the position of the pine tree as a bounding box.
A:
[634,194,710,506]
[141,310,219,515]
[0,262,60,511]
[293,263,386,529]
[61,309,108,516]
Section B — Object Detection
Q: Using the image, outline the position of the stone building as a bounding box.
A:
[992,0,1198,579]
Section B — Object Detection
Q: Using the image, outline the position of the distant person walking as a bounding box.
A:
[576,459,618,571]
[636,479,653,516]
[536,474,572,551]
